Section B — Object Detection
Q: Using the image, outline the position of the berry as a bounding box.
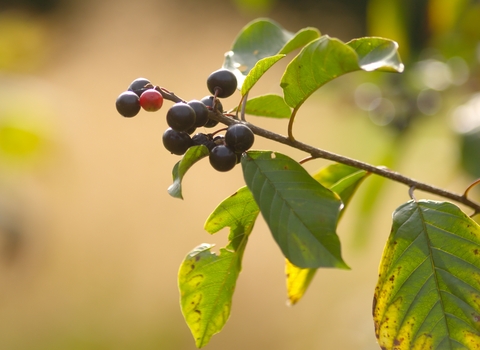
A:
[139,89,164,112]
[192,133,215,151]
[207,69,237,98]
[200,95,223,128]
[162,128,193,155]
[188,100,209,127]
[166,103,196,132]
[225,124,255,153]
[209,145,237,172]
[116,91,141,118]
[128,78,152,97]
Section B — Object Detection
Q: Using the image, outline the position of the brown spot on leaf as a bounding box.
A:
[195,255,201,261]
[474,249,479,255]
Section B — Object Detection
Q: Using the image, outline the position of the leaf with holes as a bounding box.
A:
[281,35,404,110]
[286,163,369,305]
[241,150,347,269]
[179,187,258,348]
[179,244,242,348]
[204,186,259,254]
[374,200,480,349]
[168,145,209,199]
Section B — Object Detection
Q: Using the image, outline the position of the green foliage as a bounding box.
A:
[242,150,346,269]
[159,17,480,349]
[235,94,291,119]
[286,164,369,305]
[374,201,480,349]
[179,187,258,348]
[223,18,320,88]
[168,145,209,199]
[281,36,404,110]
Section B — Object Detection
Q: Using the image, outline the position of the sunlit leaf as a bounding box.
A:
[168,145,209,199]
[242,151,347,269]
[223,18,320,88]
[286,163,369,305]
[241,55,285,96]
[347,37,404,73]
[281,36,404,109]
[180,187,259,348]
[374,200,480,349]
[234,94,291,119]
[285,259,317,305]
[205,186,259,253]
[179,244,243,348]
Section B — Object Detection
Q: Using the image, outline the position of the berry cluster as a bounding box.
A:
[116,78,164,117]
[116,69,255,172]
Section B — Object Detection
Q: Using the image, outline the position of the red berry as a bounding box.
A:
[139,89,164,112]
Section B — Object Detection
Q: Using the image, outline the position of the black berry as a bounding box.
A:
[166,103,196,132]
[128,78,152,97]
[207,69,238,98]
[225,124,255,153]
[200,96,223,128]
[192,133,215,151]
[209,145,237,172]
[162,128,193,155]
[116,91,141,118]
[188,100,209,127]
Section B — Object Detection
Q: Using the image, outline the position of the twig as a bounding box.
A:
[207,110,480,213]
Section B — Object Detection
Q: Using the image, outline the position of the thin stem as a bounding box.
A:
[207,110,480,213]
[464,178,480,199]
[240,92,248,122]
[299,156,315,165]
[287,107,300,141]
[155,86,184,103]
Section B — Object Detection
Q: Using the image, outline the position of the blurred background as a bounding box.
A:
[0,0,479,349]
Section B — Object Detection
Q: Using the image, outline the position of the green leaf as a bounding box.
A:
[241,151,347,269]
[205,186,259,253]
[313,163,369,213]
[241,54,285,96]
[346,37,404,73]
[278,27,322,55]
[234,94,291,119]
[168,145,209,199]
[180,187,259,348]
[286,163,369,305]
[223,18,320,89]
[374,200,480,349]
[179,244,243,348]
[281,36,404,109]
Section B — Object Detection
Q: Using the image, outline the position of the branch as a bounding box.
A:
[208,110,480,214]
[155,86,480,214]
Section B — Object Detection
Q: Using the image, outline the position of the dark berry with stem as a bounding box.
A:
[162,128,193,155]
[188,100,209,127]
[192,133,215,151]
[166,102,196,132]
[201,95,223,128]
[209,145,237,172]
[139,89,164,112]
[225,124,255,153]
[128,78,152,97]
[207,69,238,98]
[116,91,141,118]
